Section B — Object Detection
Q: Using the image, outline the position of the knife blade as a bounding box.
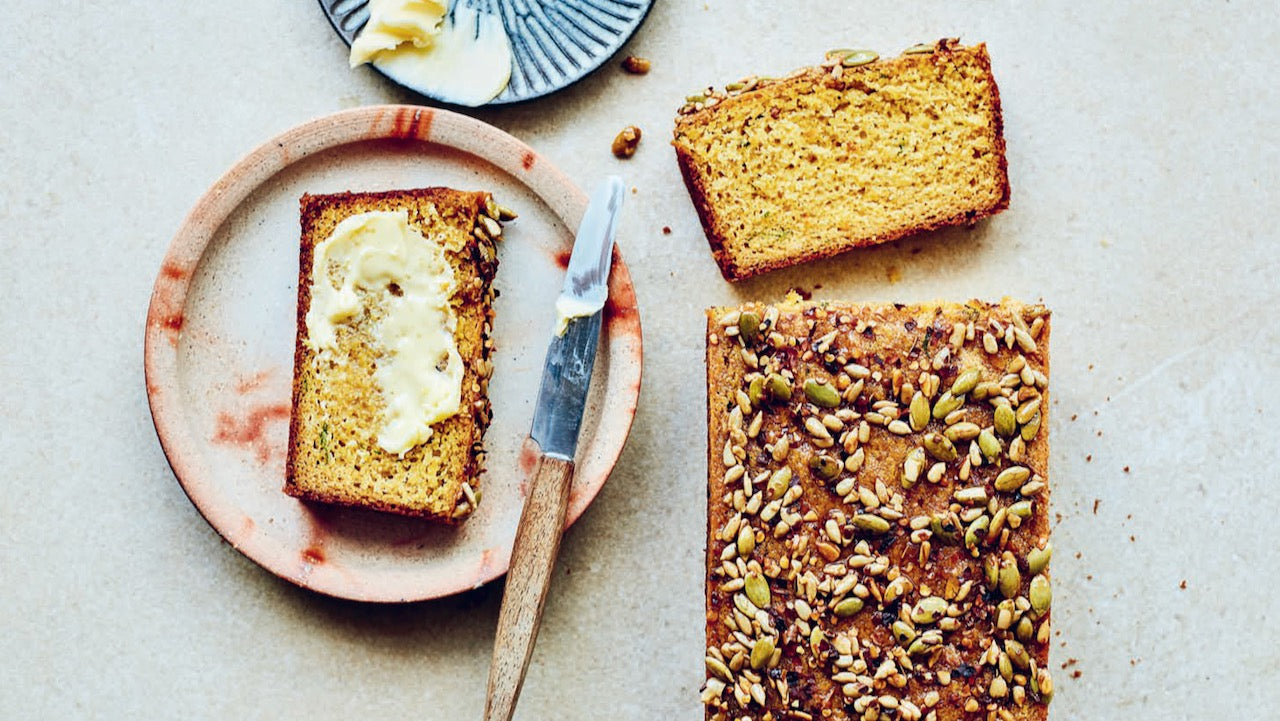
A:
[528,175,623,460]
[484,176,624,721]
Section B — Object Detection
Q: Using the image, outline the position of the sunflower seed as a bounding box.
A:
[944,421,981,442]
[1016,398,1041,425]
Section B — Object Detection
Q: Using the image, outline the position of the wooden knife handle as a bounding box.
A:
[484,453,575,721]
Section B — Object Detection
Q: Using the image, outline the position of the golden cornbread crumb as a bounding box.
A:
[284,188,505,522]
[704,297,1052,720]
[674,41,1009,281]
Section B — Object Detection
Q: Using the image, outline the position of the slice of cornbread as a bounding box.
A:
[675,41,1009,281]
[285,188,508,522]
[704,297,1052,720]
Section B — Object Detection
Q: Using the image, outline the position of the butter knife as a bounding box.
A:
[484,176,624,721]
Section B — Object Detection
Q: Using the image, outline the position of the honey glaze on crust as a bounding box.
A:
[704,297,1052,721]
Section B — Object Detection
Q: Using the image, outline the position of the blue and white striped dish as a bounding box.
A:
[318,0,654,105]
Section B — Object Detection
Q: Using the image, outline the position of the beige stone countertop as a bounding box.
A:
[3,1,1278,718]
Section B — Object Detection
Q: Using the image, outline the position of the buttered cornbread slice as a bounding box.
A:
[285,188,512,521]
[704,297,1052,720]
[674,41,1009,281]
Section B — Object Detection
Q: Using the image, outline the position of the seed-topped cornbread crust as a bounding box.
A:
[675,41,1009,282]
[285,188,512,522]
[704,297,1052,720]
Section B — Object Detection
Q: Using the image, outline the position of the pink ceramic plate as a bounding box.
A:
[144,105,643,602]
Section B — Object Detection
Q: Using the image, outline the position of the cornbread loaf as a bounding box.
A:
[675,41,1009,281]
[704,296,1052,720]
[285,188,510,521]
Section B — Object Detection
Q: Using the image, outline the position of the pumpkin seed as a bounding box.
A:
[750,637,775,669]
[964,515,989,550]
[1006,639,1030,669]
[737,524,756,557]
[932,392,962,419]
[911,596,948,624]
[978,429,1001,461]
[744,573,771,608]
[909,392,930,431]
[1030,574,1052,614]
[906,631,940,656]
[944,422,981,442]
[983,554,1000,590]
[808,454,841,480]
[922,432,957,462]
[747,376,765,407]
[852,514,891,534]
[809,627,824,654]
[737,311,761,344]
[765,373,792,402]
[951,367,981,396]
[706,656,732,681]
[1021,412,1042,441]
[930,514,961,544]
[1027,543,1052,574]
[833,597,864,617]
[904,42,935,54]
[841,49,879,67]
[1016,398,1041,425]
[686,93,707,103]
[995,466,1031,492]
[998,651,1014,681]
[804,379,840,408]
[994,404,1016,437]
[1008,500,1034,519]
[1015,616,1035,642]
[998,557,1021,598]
[892,620,916,644]
[767,467,792,500]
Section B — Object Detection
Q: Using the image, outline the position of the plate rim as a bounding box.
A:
[143,104,644,602]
